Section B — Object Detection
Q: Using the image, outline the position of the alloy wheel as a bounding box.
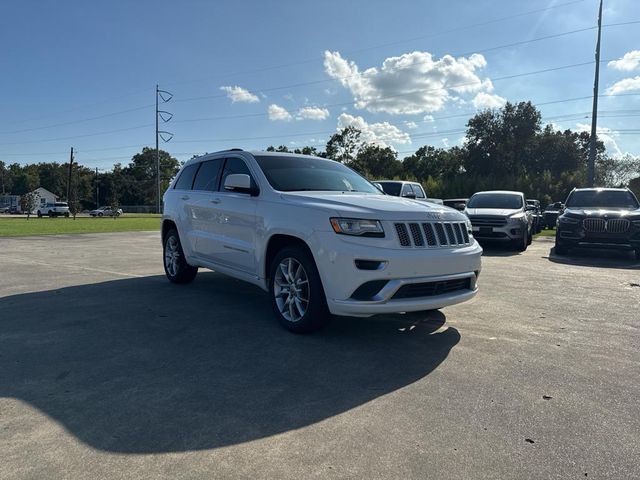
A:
[164,235,180,277]
[273,257,310,323]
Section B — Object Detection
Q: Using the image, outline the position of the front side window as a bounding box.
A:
[413,185,426,198]
[254,155,382,194]
[193,159,224,191]
[401,184,414,197]
[467,193,524,209]
[174,163,200,190]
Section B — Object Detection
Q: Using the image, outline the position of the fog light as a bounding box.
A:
[354,259,386,270]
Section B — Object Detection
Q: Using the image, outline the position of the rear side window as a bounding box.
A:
[193,159,224,191]
[221,157,252,188]
[174,163,200,190]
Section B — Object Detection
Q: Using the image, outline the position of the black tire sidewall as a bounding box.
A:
[269,246,329,333]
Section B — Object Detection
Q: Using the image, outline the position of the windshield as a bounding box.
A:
[254,155,382,194]
[467,193,523,209]
[377,182,402,196]
[566,190,639,209]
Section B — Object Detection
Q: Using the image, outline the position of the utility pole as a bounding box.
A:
[95,167,99,208]
[155,85,173,214]
[587,0,603,187]
[66,147,74,201]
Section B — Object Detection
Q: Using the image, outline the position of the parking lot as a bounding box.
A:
[1,232,638,479]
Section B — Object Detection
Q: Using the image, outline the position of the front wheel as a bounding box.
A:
[48,211,54,218]
[513,231,528,252]
[64,212,69,218]
[163,229,198,284]
[269,246,330,333]
[37,211,42,218]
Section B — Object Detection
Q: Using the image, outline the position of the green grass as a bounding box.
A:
[0,216,160,237]
[535,228,556,237]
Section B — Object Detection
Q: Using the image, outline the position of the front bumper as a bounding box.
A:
[310,231,482,317]
[558,227,640,250]
[471,223,526,241]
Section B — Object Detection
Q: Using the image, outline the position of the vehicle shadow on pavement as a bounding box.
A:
[477,242,521,257]
[547,247,640,270]
[0,272,459,454]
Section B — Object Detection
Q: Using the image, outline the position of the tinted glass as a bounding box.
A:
[55,202,68,207]
[193,159,224,191]
[220,157,252,189]
[566,190,639,209]
[467,193,523,209]
[413,185,426,198]
[174,163,200,190]
[254,155,381,194]
[377,182,402,196]
[401,184,414,196]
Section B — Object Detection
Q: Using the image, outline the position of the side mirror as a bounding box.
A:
[224,174,259,196]
[403,192,417,199]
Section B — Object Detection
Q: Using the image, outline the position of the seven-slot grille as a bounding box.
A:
[583,217,630,233]
[395,222,470,248]
[468,215,507,227]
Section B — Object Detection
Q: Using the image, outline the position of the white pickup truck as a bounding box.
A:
[162,150,482,333]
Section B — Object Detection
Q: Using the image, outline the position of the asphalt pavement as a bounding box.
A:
[0,232,638,479]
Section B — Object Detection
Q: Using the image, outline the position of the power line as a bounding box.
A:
[0,124,154,146]
[0,104,155,135]
[163,0,589,89]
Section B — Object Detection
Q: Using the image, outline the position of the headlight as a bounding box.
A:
[508,213,526,223]
[559,216,580,225]
[465,218,472,233]
[330,218,385,237]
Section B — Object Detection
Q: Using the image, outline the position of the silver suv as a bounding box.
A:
[464,190,533,251]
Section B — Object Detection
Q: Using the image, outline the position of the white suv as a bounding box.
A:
[162,150,482,332]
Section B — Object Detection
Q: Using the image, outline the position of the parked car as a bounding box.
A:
[37,202,70,218]
[375,180,443,205]
[8,206,19,214]
[90,206,123,217]
[443,198,468,211]
[555,187,640,259]
[0,206,9,214]
[464,190,533,251]
[526,199,543,234]
[162,150,482,333]
[543,202,564,229]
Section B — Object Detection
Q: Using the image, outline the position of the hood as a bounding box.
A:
[564,207,640,218]
[280,192,465,221]
[465,208,522,217]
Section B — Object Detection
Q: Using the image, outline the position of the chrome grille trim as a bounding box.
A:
[582,218,630,233]
[394,222,472,248]
[468,215,507,227]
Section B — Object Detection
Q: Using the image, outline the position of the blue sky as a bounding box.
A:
[1,0,639,170]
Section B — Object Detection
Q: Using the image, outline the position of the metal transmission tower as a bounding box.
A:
[587,0,603,187]
[155,85,174,213]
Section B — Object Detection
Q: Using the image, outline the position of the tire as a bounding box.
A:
[554,240,569,256]
[37,211,42,218]
[527,228,533,245]
[635,249,640,261]
[98,212,103,217]
[163,229,198,284]
[513,231,528,252]
[269,245,330,333]
[64,212,69,218]
[48,211,54,218]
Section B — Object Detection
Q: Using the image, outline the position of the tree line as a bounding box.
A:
[2,102,639,209]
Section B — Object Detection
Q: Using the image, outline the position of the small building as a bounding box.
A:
[33,187,58,208]
[0,194,21,211]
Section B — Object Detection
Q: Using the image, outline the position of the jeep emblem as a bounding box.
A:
[425,212,443,221]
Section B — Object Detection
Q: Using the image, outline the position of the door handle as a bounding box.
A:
[180,195,190,201]
[210,198,221,204]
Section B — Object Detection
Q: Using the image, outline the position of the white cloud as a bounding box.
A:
[324,50,494,115]
[441,138,450,147]
[220,85,259,103]
[296,106,330,121]
[423,115,435,123]
[608,51,640,72]
[268,104,292,121]
[337,113,411,149]
[605,76,640,95]
[576,123,622,156]
[404,121,418,129]
[472,92,506,109]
